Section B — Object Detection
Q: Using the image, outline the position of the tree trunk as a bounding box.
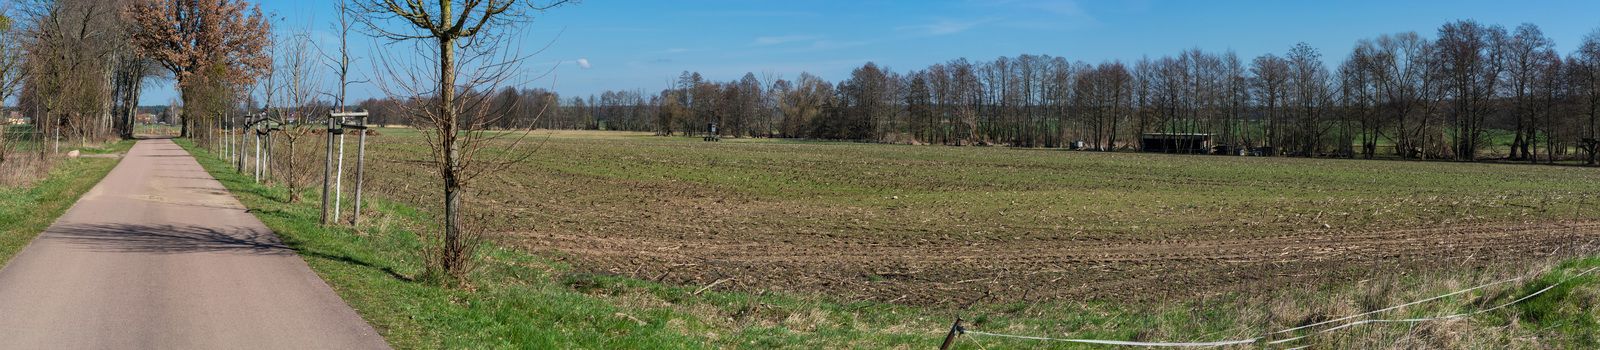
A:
[179,86,193,138]
[439,34,466,278]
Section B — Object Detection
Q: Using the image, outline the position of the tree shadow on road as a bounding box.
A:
[45,223,293,255]
[44,222,415,282]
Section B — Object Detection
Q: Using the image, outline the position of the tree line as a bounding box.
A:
[399,20,1596,164]
[2,0,151,157]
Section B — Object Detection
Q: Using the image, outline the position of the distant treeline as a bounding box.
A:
[359,20,1600,164]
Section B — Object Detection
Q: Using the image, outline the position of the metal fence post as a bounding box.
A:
[939,317,964,350]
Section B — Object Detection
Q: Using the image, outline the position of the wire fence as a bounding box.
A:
[942,265,1600,349]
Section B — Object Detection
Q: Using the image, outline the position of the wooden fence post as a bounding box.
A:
[321,113,336,225]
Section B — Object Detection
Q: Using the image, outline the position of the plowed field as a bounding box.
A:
[351,130,1600,305]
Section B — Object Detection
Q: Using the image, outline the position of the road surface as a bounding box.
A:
[0,139,390,349]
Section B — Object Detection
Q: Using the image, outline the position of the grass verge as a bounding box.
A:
[180,139,792,348]
[177,138,1600,349]
[0,140,134,265]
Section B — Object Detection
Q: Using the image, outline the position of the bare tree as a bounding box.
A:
[1570,30,1600,164]
[1501,23,1555,161]
[1434,20,1507,160]
[1342,41,1381,158]
[0,9,24,163]
[353,0,573,281]
[0,11,24,123]
[20,0,123,153]
[1251,54,1289,152]
[1285,43,1334,156]
[1359,32,1437,159]
[273,30,321,202]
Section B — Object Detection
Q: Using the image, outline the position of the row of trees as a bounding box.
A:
[0,0,269,157]
[3,0,151,156]
[491,20,1600,163]
[357,87,641,131]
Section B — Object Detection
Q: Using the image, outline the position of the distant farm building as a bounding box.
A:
[1141,133,1212,154]
[4,111,27,125]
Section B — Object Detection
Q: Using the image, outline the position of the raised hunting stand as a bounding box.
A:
[704,122,720,142]
[1582,138,1599,165]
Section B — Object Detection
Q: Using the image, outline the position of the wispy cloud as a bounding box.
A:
[805,39,870,51]
[680,10,819,18]
[981,0,1098,28]
[748,35,868,52]
[1009,0,1089,16]
[897,18,999,36]
[753,35,821,46]
[537,59,595,70]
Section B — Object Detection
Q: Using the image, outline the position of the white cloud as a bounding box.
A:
[577,58,592,69]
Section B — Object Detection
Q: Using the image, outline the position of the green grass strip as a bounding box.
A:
[0,141,134,265]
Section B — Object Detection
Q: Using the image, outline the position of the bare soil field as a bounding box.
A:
[537,219,1600,305]
[340,129,1600,306]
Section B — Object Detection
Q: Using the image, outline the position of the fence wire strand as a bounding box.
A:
[959,265,1600,348]
[1315,266,1599,334]
[962,330,1259,347]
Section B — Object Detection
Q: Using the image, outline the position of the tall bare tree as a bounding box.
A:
[1434,20,1507,160]
[0,11,20,165]
[273,30,321,202]
[21,0,123,152]
[353,0,573,281]
[1571,30,1600,164]
[1501,23,1555,161]
[1284,43,1334,155]
[1250,54,1289,152]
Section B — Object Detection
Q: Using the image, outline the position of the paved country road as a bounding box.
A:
[0,139,390,349]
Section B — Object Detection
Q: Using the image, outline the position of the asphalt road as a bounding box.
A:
[0,139,390,349]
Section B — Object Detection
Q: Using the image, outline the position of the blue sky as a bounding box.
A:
[142,0,1600,105]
